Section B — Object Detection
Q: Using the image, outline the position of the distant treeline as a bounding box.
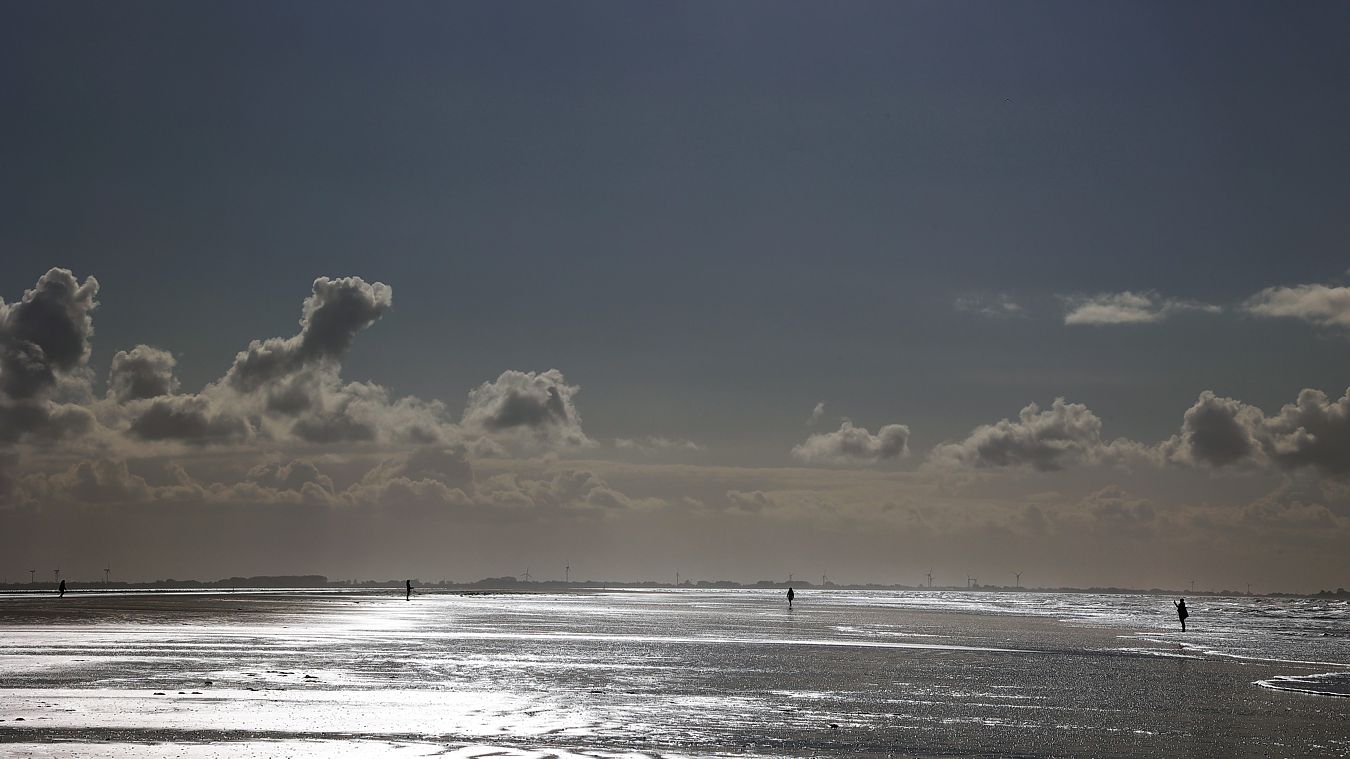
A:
[1,574,1345,598]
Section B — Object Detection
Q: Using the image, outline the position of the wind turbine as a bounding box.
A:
[28,569,35,584]
[565,563,570,583]
[925,569,933,588]
[522,566,532,583]
[1014,572,1022,589]
[54,568,60,583]
[104,566,111,587]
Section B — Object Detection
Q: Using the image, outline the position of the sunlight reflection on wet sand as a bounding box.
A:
[1,589,1346,757]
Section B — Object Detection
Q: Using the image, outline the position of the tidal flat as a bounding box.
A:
[1,588,1347,757]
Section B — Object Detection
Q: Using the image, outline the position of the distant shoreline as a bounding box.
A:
[1,575,1345,599]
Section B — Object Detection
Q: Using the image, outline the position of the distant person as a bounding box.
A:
[787,586,795,609]
[405,579,412,601]
[58,579,66,598]
[1174,598,1188,631]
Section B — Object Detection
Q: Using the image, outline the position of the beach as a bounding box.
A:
[1,589,1347,757]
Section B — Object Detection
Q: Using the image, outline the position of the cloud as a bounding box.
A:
[349,449,651,517]
[0,401,96,445]
[266,378,452,446]
[225,276,392,392]
[360,446,474,491]
[1062,291,1218,326]
[16,456,327,508]
[726,489,774,512]
[1160,391,1266,468]
[1080,485,1157,535]
[807,401,826,426]
[791,420,910,466]
[932,386,1350,477]
[291,409,377,444]
[125,395,251,444]
[1241,482,1347,531]
[1162,387,1350,475]
[345,448,654,517]
[109,277,463,448]
[954,293,1024,318]
[12,450,597,518]
[115,276,400,445]
[0,269,101,445]
[1264,388,1350,474]
[246,459,336,493]
[200,275,398,443]
[614,436,703,455]
[0,269,594,456]
[929,398,1145,472]
[0,268,100,399]
[1244,283,1350,329]
[107,345,179,402]
[479,469,648,513]
[461,369,592,450]
[38,459,156,504]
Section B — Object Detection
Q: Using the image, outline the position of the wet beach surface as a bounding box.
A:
[1,589,1347,757]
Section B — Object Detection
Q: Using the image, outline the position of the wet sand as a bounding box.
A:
[1,589,1347,757]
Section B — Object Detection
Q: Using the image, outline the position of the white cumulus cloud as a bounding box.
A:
[1244,283,1350,329]
[1062,291,1219,326]
[792,420,910,466]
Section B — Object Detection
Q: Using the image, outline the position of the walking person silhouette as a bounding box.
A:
[58,579,66,598]
[787,586,795,610]
[405,579,412,601]
[1174,598,1188,631]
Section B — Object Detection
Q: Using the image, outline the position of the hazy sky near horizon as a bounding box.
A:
[4,2,1350,591]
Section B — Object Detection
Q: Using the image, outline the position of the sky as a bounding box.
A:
[3,1,1350,591]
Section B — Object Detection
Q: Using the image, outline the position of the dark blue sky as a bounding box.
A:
[5,1,1350,458]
